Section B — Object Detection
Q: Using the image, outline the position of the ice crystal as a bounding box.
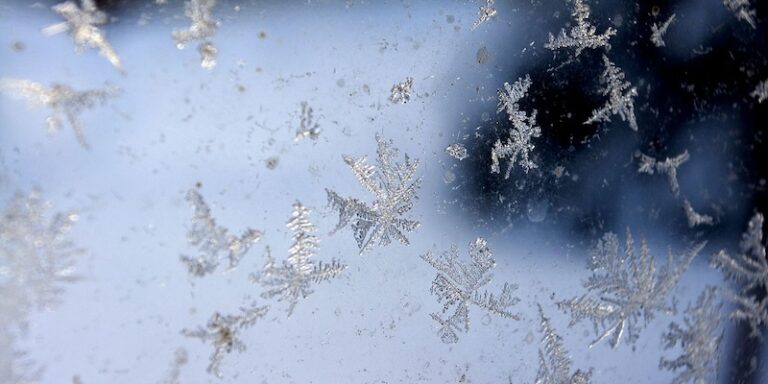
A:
[682,199,714,228]
[251,202,346,316]
[558,230,704,348]
[421,238,520,344]
[471,0,497,30]
[446,143,469,161]
[295,102,321,142]
[326,135,421,254]
[492,75,542,177]
[751,79,768,103]
[638,150,690,197]
[584,56,638,131]
[0,78,120,149]
[545,0,616,57]
[724,0,756,29]
[659,287,723,384]
[181,304,269,378]
[651,14,676,48]
[710,212,768,338]
[534,305,593,384]
[389,77,414,104]
[43,0,123,72]
[179,186,263,277]
[173,0,219,69]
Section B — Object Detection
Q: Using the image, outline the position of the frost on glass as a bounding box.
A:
[682,198,714,228]
[180,186,263,277]
[545,0,616,57]
[723,0,757,28]
[0,79,120,149]
[558,230,705,348]
[534,306,593,384]
[326,135,421,254]
[659,287,723,384]
[638,150,690,197]
[650,13,676,48]
[751,79,768,103]
[43,0,124,73]
[584,56,638,132]
[471,0,497,30]
[446,143,469,161]
[421,238,520,344]
[491,75,542,178]
[295,102,321,142]
[389,77,414,104]
[172,0,219,69]
[710,212,768,338]
[251,202,346,316]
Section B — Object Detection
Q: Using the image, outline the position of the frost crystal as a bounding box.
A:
[659,287,723,384]
[421,238,520,344]
[545,0,616,57]
[472,0,497,30]
[446,143,469,161]
[492,75,542,177]
[534,305,593,384]
[173,0,219,69]
[584,56,638,131]
[710,212,768,338]
[0,78,120,149]
[682,199,714,228]
[751,79,768,103]
[638,150,690,197]
[723,0,756,29]
[559,230,704,348]
[181,304,269,378]
[295,102,321,142]
[389,77,414,104]
[650,14,676,48]
[326,135,421,254]
[180,186,263,277]
[44,0,123,72]
[251,202,346,316]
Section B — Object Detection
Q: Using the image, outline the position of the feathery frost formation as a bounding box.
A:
[389,77,414,104]
[638,150,690,197]
[751,79,768,103]
[533,305,593,384]
[492,75,542,177]
[650,14,676,48]
[682,199,714,228]
[584,56,638,131]
[295,102,321,142]
[472,0,497,30]
[545,0,616,57]
[173,0,219,69]
[723,0,756,28]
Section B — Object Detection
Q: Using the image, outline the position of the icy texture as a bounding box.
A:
[650,14,676,48]
[446,143,469,161]
[492,75,542,177]
[545,0,615,57]
[584,56,638,131]
[682,199,714,228]
[638,150,690,197]
[295,102,321,142]
[471,0,497,30]
[534,305,593,384]
[173,0,219,69]
[389,77,414,104]
[723,0,756,28]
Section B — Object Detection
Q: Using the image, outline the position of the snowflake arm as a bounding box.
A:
[295,102,321,141]
[389,77,414,104]
[650,13,676,47]
[446,143,468,160]
[492,75,542,177]
[584,55,638,131]
[535,305,593,384]
[472,0,497,30]
[173,0,219,69]
[751,79,768,103]
[682,198,714,228]
[723,0,756,29]
[545,0,616,57]
[637,150,690,197]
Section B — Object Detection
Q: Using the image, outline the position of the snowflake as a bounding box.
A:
[421,238,520,343]
[723,0,756,29]
[0,78,120,149]
[389,77,414,104]
[558,230,704,348]
[43,0,123,72]
[492,75,542,177]
[173,0,219,69]
[682,199,714,228]
[638,150,689,197]
[472,0,497,30]
[584,56,638,131]
[446,143,468,160]
[650,13,676,48]
[710,212,768,338]
[181,304,269,378]
[295,102,321,142]
[751,79,768,103]
[326,135,421,254]
[179,186,263,277]
[659,287,723,384]
[545,0,616,57]
[534,305,593,384]
[251,202,346,316]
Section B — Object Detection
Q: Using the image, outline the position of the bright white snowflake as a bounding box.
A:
[492,74,542,177]
[472,0,497,30]
[651,13,676,48]
[545,0,616,57]
[173,0,219,69]
[751,79,768,103]
[638,150,690,197]
[295,102,321,142]
[534,305,593,384]
[682,198,714,228]
[585,55,638,131]
[723,0,756,28]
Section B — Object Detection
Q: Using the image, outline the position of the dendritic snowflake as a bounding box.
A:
[0,78,120,149]
[421,238,520,344]
[492,75,542,177]
[173,0,219,69]
[180,186,263,277]
[558,230,704,348]
[751,79,768,103]
[584,56,638,131]
[659,287,723,384]
[471,0,497,30]
[295,102,321,142]
[545,0,616,57]
[181,304,269,378]
[534,305,593,384]
[446,143,468,161]
[682,198,714,228]
[389,77,414,104]
[723,0,756,29]
[326,135,421,254]
[251,202,346,316]
[43,0,123,72]
[710,212,768,338]
[638,150,690,197]
[651,13,676,48]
